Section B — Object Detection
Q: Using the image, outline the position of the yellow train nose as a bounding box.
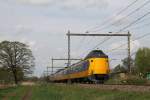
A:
[89,58,109,75]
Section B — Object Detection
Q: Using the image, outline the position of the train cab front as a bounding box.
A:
[86,50,110,82]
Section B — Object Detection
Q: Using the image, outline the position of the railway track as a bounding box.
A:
[75,84,150,92]
[55,83,150,92]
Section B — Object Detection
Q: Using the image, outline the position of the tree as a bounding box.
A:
[113,57,136,75]
[0,66,24,83]
[135,47,150,76]
[0,41,35,84]
[113,64,127,73]
[121,57,134,71]
[0,67,11,83]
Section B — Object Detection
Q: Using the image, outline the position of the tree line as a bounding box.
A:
[113,47,150,78]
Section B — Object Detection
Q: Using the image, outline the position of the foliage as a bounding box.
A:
[0,67,24,84]
[123,75,147,85]
[135,47,150,76]
[23,76,39,82]
[121,57,134,72]
[113,64,127,73]
[112,57,135,74]
[0,67,12,84]
[105,76,123,84]
[106,74,147,85]
[0,41,35,84]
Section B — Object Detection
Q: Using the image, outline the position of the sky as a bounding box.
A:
[0,0,150,77]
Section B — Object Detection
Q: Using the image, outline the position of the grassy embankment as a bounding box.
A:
[0,86,29,100]
[0,84,150,100]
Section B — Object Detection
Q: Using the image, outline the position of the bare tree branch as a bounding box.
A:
[0,41,35,84]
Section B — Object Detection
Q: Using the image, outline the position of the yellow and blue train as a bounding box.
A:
[49,50,110,83]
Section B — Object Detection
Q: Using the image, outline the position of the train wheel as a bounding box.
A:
[67,79,72,84]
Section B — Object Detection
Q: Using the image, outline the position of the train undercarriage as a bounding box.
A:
[51,74,109,84]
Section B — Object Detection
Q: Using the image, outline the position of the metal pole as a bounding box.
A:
[67,30,71,67]
[67,33,130,36]
[52,58,82,61]
[67,30,71,83]
[52,57,54,75]
[68,32,131,73]
[51,58,81,74]
[47,66,48,76]
[128,31,131,73]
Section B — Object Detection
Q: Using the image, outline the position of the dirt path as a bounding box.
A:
[2,93,17,100]
[22,87,33,100]
[0,84,15,89]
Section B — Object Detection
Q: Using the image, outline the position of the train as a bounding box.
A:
[49,50,110,83]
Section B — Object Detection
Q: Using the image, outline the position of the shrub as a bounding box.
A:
[123,75,147,85]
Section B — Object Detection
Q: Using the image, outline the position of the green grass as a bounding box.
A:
[0,86,29,100]
[1,84,150,100]
[31,84,150,100]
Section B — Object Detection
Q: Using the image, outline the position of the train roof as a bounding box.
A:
[55,68,64,73]
[54,50,107,74]
[84,50,108,59]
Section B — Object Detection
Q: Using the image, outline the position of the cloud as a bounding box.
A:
[16,0,108,9]
[59,0,108,10]
[15,24,33,35]
[130,40,140,52]
[111,14,132,27]
[109,41,126,50]
[20,38,37,49]
[109,40,140,52]
[16,0,52,5]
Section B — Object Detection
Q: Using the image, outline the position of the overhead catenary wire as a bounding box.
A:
[88,10,150,52]
[108,32,149,69]
[106,32,150,53]
[118,11,150,32]
[90,0,150,33]
[120,12,150,30]
[74,1,150,60]
[79,26,150,59]
[77,32,128,58]
[75,0,141,58]
[130,50,138,57]
[87,0,140,32]
[128,20,150,30]
[131,15,150,25]
[81,0,150,57]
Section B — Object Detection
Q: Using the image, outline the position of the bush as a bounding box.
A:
[123,75,147,85]
[105,74,147,85]
[105,75,122,84]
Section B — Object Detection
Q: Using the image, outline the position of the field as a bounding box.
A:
[1,84,150,100]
